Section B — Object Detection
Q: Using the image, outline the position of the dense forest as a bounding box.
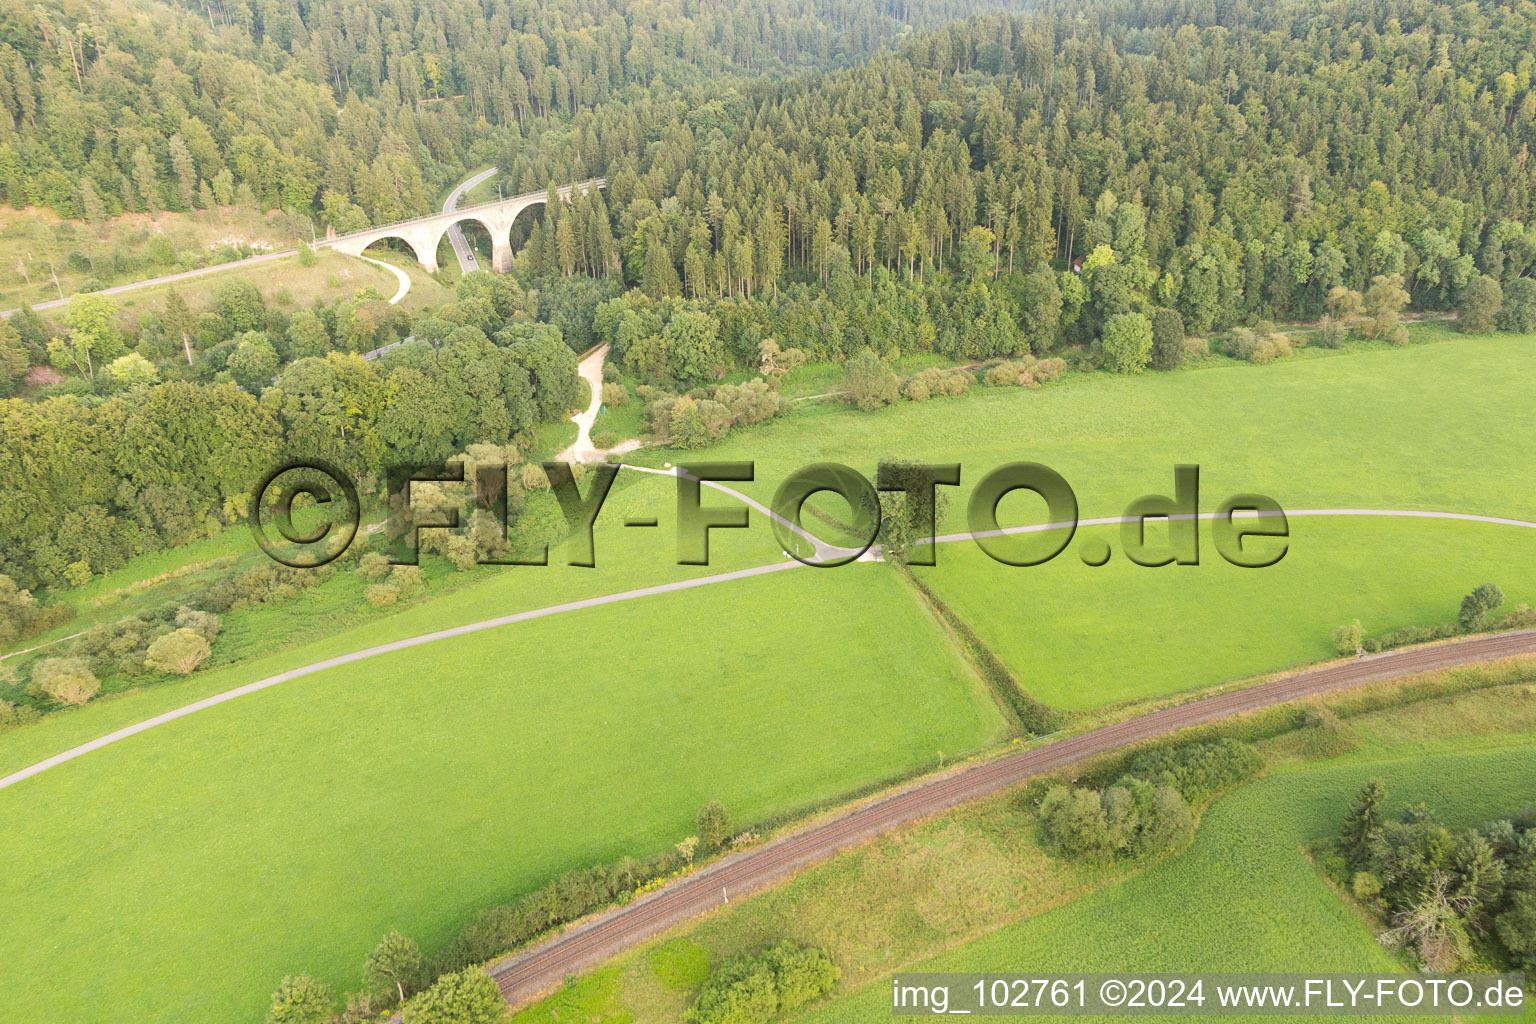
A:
[0,0,1010,223]
[5,0,1536,595]
[497,0,1536,371]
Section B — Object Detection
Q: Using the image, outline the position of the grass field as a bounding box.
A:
[512,677,1536,1024]
[0,205,309,309]
[3,332,1536,1023]
[0,561,1003,1024]
[97,249,402,323]
[796,742,1536,1022]
[916,515,1536,708]
[673,331,1536,526]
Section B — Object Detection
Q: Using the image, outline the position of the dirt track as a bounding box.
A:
[485,628,1536,1009]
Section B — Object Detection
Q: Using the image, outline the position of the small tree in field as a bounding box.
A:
[1333,620,1364,656]
[843,350,899,410]
[29,657,100,706]
[266,975,335,1024]
[1340,778,1386,865]
[1099,312,1153,373]
[402,967,504,1024]
[1458,274,1503,334]
[1458,583,1504,631]
[364,931,423,1003]
[697,801,733,851]
[145,628,212,675]
[1363,274,1410,339]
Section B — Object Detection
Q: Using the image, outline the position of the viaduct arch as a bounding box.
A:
[315,178,605,274]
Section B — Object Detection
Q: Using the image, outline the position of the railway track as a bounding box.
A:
[481,628,1536,1008]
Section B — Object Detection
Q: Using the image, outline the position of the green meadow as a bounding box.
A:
[3,332,1536,1022]
[506,674,1536,1024]
[0,562,1002,1024]
[916,515,1536,708]
[798,740,1536,1022]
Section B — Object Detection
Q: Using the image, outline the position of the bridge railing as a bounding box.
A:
[314,178,607,248]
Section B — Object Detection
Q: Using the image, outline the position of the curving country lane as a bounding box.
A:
[2,501,1535,794]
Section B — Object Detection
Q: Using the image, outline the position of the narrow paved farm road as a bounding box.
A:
[480,628,1536,1010]
[357,255,410,304]
[557,345,609,463]
[3,504,1535,794]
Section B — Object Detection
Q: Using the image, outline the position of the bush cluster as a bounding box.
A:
[364,566,427,608]
[190,562,337,614]
[982,354,1066,388]
[1125,738,1264,805]
[1222,323,1293,364]
[902,366,972,401]
[683,941,840,1024]
[1039,776,1193,864]
[645,378,783,448]
[1039,738,1262,864]
[1337,782,1536,971]
[0,574,76,646]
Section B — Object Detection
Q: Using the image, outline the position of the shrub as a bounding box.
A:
[1031,357,1066,383]
[1352,871,1383,900]
[1458,274,1503,334]
[1039,785,1122,863]
[365,583,399,607]
[697,801,733,851]
[600,381,629,407]
[1497,277,1536,332]
[402,968,503,1024]
[520,463,550,491]
[175,606,222,641]
[358,552,391,580]
[145,628,212,675]
[714,378,780,426]
[0,573,75,644]
[365,566,428,608]
[265,975,334,1024]
[902,367,971,400]
[1182,336,1210,358]
[685,943,838,1024]
[984,358,1035,387]
[842,350,899,410]
[1223,326,1291,364]
[1459,583,1505,631]
[1318,317,1349,348]
[1333,620,1364,655]
[1098,312,1153,373]
[1126,738,1263,805]
[29,657,101,706]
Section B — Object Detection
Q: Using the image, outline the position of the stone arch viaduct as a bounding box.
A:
[315,178,605,273]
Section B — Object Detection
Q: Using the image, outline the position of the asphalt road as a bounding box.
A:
[483,628,1536,1010]
[444,167,499,274]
